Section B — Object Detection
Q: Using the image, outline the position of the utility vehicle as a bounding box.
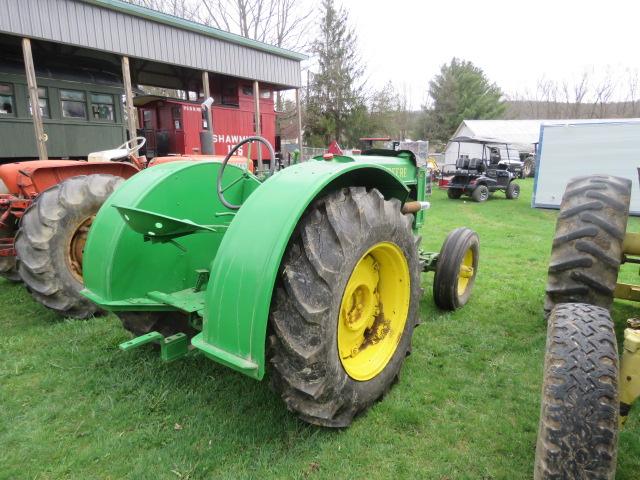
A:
[441,136,521,202]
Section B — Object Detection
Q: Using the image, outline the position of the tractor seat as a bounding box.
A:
[87,148,129,162]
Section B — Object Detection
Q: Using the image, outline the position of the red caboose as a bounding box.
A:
[135,78,277,162]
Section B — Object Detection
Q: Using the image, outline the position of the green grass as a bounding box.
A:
[1,179,639,479]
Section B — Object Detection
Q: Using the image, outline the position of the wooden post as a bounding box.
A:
[202,71,213,131]
[21,38,47,160]
[295,88,303,159]
[253,80,263,171]
[121,56,137,141]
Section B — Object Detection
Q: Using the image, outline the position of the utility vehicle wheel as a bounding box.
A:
[545,175,631,315]
[0,256,20,282]
[506,182,520,200]
[471,184,489,202]
[268,187,421,427]
[524,157,535,178]
[433,227,479,310]
[447,188,463,199]
[117,312,197,338]
[15,174,124,318]
[534,303,618,480]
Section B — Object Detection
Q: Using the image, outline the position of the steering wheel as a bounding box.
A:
[217,136,276,210]
[116,136,147,156]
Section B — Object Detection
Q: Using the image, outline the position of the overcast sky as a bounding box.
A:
[331,0,640,108]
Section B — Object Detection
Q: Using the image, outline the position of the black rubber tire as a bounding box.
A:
[268,187,421,427]
[506,181,520,200]
[544,175,631,315]
[534,303,619,480]
[117,311,197,339]
[471,184,489,202]
[15,174,124,318]
[447,188,463,199]
[524,157,536,178]
[0,256,20,282]
[433,227,479,310]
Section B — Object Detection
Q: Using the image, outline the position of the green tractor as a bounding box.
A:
[81,138,480,426]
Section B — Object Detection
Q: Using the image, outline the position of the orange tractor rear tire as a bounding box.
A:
[15,174,124,318]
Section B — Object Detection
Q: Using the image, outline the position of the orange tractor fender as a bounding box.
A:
[0,160,139,197]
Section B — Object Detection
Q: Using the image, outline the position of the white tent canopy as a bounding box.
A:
[443,118,640,166]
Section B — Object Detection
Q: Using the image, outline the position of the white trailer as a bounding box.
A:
[533,120,640,215]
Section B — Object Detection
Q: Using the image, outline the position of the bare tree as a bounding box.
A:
[199,0,312,51]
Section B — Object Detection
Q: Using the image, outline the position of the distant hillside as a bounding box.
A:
[503,100,640,120]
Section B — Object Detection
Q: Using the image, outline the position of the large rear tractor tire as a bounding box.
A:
[15,174,124,318]
[534,303,619,480]
[433,227,479,310]
[268,187,421,427]
[545,175,631,315]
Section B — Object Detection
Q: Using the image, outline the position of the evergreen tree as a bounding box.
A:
[421,58,505,143]
[305,0,364,147]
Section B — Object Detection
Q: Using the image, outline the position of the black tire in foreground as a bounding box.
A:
[118,311,197,338]
[15,174,124,318]
[447,188,463,199]
[544,175,631,315]
[268,187,421,427]
[472,184,489,202]
[433,227,479,310]
[506,181,520,200]
[534,303,619,480]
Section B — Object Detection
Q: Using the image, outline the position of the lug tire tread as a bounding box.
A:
[534,303,618,480]
[544,175,631,315]
[267,187,421,427]
[15,174,123,318]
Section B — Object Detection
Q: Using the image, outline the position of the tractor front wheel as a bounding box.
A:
[268,187,421,427]
[16,174,124,318]
[433,227,479,310]
[534,303,619,480]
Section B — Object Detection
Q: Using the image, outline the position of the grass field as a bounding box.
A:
[1,178,639,479]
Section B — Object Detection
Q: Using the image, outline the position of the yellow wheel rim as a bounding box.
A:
[337,242,410,381]
[457,247,475,296]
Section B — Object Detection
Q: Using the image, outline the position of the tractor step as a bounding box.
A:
[146,288,206,314]
[113,205,225,241]
[119,331,190,362]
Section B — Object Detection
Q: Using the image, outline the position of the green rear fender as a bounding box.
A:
[195,161,409,379]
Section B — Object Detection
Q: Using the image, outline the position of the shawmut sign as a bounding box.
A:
[212,134,251,144]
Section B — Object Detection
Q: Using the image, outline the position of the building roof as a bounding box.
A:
[83,0,307,62]
[0,0,305,88]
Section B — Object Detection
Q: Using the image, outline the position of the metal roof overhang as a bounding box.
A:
[0,0,306,89]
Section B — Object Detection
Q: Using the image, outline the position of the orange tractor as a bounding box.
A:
[0,137,251,318]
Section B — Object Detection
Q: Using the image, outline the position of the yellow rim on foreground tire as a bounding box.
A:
[338,242,410,381]
[457,247,475,296]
